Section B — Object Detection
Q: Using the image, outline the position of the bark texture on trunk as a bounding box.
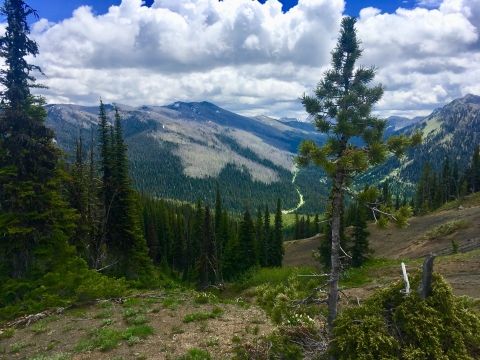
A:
[328,165,344,360]
[418,252,436,299]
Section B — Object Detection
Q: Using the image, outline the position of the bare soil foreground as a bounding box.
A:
[0,294,274,360]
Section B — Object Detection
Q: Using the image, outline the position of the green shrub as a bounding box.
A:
[183,312,215,323]
[30,319,49,333]
[235,331,303,360]
[27,353,71,360]
[254,274,319,326]
[451,239,459,254]
[331,273,480,359]
[0,328,14,339]
[183,307,223,323]
[122,298,141,308]
[175,348,211,360]
[193,292,217,304]
[424,220,470,241]
[205,337,219,347]
[75,328,123,352]
[122,325,154,340]
[94,311,113,319]
[126,315,148,325]
[234,266,318,291]
[10,341,35,352]
[0,257,130,321]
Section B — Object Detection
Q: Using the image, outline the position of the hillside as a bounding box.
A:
[46,102,331,213]
[45,101,430,214]
[356,94,480,192]
[284,193,480,298]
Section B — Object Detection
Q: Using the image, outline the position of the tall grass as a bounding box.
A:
[234,266,319,291]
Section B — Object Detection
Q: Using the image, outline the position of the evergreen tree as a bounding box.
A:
[171,210,185,273]
[465,145,480,194]
[0,0,77,280]
[296,17,420,343]
[305,213,311,238]
[236,207,257,274]
[216,208,230,283]
[299,216,306,239]
[263,202,270,267]
[451,159,459,198]
[313,213,320,235]
[255,206,265,267]
[270,198,284,267]
[198,205,217,288]
[416,162,435,213]
[190,197,204,277]
[441,156,451,204]
[350,203,370,267]
[294,212,299,240]
[97,106,154,283]
[66,130,89,256]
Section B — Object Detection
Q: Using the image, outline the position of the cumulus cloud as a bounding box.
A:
[357,0,479,116]
[19,0,480,118]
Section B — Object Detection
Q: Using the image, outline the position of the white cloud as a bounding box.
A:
[16,0,480,119]
[417,0,443,8]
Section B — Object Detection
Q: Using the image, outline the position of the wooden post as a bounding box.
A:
[418,252,436,299]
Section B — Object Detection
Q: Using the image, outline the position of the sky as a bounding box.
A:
[7,0,480,119]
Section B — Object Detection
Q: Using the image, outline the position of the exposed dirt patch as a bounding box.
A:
[368,205,480,260]
[0,294,274,360]
[283,205,480,299]
[283,236,322,270]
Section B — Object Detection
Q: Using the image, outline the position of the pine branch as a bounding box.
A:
[342,187,397,221]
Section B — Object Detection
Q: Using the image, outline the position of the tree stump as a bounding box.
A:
[418,252,436,298]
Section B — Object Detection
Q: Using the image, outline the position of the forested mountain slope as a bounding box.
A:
[46,102,329,213]
[47,96,478,212]
[355,94,480,192]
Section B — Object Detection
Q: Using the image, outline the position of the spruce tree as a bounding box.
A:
[466,145,480,194]
[270,198,284,267]
[198,205,218,288]
[236,207,257,274]
[296,17,420,344]
[255,206,265,267]
[96,106,153,283]
[313,213,320,235]
[190,197,204,278]
[263,203,270,267]
[305,213,311,238]
[0,0,77,280]
[214,184,224,281]
[294,212,299,240]
[350,203,370,267]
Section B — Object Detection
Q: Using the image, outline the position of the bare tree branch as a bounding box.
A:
[291,283,329,307]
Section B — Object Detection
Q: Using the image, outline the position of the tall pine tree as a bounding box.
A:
[296,17,420,344]
[270,198,284,267]
[0,0,77,281]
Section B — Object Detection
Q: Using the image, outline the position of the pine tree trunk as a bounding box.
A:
[328,165,344,359]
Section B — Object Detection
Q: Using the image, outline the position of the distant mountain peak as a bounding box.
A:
[453,93,480,106]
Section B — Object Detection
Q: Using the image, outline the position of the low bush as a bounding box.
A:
[331,273,480,359]
[175,348,211,360]
[0,257,130,321]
